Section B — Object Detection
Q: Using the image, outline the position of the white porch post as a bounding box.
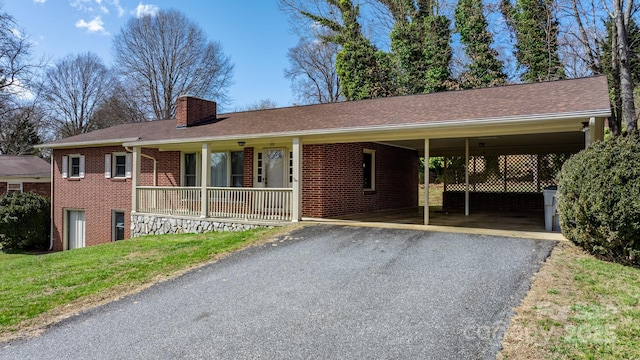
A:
[201,143,210,218]
[131,146,141,213]
[586,117,604,147]
[465,138,470,217]
[292,137,302,222]
[424,138,430,225]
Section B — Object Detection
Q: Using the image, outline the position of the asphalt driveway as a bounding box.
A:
[0,225,556,359]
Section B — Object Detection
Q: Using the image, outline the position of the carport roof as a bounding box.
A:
[39,76,611,149]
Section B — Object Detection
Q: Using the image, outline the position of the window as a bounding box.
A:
[363,149,375,190]
[112,210,125,241]
[105,153,132,179]
[209,151,244,187]
[114,154,126,177]
[231,151,244,187]
[184,153,197,186]
[71,156,81,177]
[62,155,85,179]
[7,182,22,193]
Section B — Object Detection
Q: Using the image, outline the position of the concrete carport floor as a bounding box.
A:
[0,225,557,360]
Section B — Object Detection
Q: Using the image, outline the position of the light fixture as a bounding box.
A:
[237,141,246,147]
[581,122,589,133]
[478,142,485,148]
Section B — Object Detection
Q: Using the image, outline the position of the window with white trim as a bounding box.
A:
[62,155,85,179]
[105,153,132,179]
[209,151,244,187]
[7,182,22,193]
[363,149,375,190]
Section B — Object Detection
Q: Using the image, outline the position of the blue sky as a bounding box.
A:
[4,0,300,110]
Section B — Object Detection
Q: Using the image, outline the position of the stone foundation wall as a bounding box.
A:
[131,214,277,237]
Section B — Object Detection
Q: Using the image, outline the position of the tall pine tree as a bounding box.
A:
[302,0,395,100]
[454,0,506,88]
[501,0,564,82]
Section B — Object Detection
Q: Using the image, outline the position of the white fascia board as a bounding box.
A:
[121,109,610,147]
[34,138,140,149]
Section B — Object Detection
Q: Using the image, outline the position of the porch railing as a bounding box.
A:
[207,187,292,221]
[136,186,292,221]
[137,186,201,217]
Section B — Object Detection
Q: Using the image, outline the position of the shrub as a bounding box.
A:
[0,192,50,251]
[557,132,640,267]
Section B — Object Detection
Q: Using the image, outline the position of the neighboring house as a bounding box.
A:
[37,76,611,251]
[0,155,51,197]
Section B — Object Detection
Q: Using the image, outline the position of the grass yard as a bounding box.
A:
[418,183,443,207]
[499,242,640,359]
[0,228,280,338]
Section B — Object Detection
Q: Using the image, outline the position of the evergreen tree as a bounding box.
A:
[302,0,395,100]
[0,107,42,155]
[387,0,453,94]
[501,0,564,82]
[454,0,506,88]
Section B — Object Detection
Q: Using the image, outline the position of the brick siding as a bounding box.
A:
[302,143,418,218]
[51,146,180,251]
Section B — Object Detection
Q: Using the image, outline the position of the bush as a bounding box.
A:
[0,192,50,251]
[557,132,640,267]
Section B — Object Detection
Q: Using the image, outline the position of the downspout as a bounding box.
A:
[125,147,156,186]
[48,152,54,251]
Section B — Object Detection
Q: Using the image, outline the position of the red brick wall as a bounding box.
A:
[0,181,50,197]
[302,143,418,218]
[23,182,51,197]
[51,146,180,250]
[243,147,254,187]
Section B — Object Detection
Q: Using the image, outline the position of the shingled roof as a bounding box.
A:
[0,155,50,178]
[40,76,611,148]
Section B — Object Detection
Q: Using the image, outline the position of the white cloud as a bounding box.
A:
[33,0,47,3]
[75,16,109,35]
[135,3,159,18]
[5,80,35,102]
[111,0,124,17]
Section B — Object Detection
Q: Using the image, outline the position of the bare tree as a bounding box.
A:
[285,36,341,104]
[90,82,148,129]
[41,52,113,138]
[112,9,234,120]
[240,99,280,111]
[0,6,39,114]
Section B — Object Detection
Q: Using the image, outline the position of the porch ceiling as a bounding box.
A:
[384,131,586,157]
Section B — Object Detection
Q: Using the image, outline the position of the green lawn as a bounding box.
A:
[499,242,640,359]
[0,228,275,335]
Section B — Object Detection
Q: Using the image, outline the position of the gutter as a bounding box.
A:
[122,109,611,147]
[35,137,140,150]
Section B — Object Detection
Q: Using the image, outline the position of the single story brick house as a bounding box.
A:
[37,76,610,250]
[0,155,51,197]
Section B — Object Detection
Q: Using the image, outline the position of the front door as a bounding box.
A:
[264,149,285,188]
[67,210,85,250]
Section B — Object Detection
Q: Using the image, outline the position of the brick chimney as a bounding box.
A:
[176,96,217,128]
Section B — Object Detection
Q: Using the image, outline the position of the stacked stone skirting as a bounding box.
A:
[131,214,279,237]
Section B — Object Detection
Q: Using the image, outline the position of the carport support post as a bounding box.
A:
[200,143,210,218]
[292,137,302,222]
[424,138,430,225]
[465,138,469,217]
[131,146,141,214]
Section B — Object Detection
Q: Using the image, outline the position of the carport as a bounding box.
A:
[319,77,610,232]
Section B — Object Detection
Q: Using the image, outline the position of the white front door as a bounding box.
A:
[264,149,285,188]
[68,210,85,250]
